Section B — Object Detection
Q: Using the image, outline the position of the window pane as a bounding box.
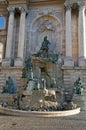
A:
[0,17,6,30]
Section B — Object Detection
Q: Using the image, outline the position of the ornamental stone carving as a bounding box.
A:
[39,9,53,15]
[7,7,15,13]
[18,7,28,14]
[28,7,63,26]
[0,0,7,5]
[64,2,73,10]
[37,20,56,33]
[77,1,85,10]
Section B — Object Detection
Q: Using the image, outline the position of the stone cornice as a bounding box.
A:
[30,0,54,2]
[8,0,29,5]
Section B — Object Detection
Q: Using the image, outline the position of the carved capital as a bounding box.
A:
[78,1,85,10]
[19,7,28,14]
[64,2,73,10]
[7,7,15,14]
[0,0,8,5]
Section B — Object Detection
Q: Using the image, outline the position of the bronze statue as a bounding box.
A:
[40,36,50,52]
[25,57,33,72]
[3,76,16,94]
[74,77,83,95]
[24,57,34,82]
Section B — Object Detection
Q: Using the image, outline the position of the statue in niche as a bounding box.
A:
[41,36,50,51]
[39,36,51,58]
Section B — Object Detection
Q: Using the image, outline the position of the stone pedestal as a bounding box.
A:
[2,58,12,67]
[64,57,74,67]
[79,57,86,67]
[14,58,23,67]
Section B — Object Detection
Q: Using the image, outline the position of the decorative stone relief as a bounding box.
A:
[18,7,28,14]
[7,7,15,13]
[27,7,63,26]
[64,2,73,10]
[77,1,85,10]
[37,20,56,32]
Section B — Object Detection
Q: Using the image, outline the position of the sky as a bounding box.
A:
[0,17,5,29]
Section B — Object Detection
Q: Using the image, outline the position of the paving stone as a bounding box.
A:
[0,111,86,130]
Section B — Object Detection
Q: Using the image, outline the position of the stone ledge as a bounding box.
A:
[0,106,80,117]
[0,66,23,70]
[62,67,86,70]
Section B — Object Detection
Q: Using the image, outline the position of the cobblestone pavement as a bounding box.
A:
[0,111,86,130]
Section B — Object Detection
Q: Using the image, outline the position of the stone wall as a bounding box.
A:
[62,67,86,89]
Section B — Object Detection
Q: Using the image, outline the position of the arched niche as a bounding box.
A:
[29,15,62,54]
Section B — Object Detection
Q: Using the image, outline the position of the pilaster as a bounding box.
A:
[64,2,74,67]
[15,7,27,66]
[78,1,86,67]
[2,7,15,67]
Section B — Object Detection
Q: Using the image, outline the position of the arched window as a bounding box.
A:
[0,42,3,63]
[0,17,6,30]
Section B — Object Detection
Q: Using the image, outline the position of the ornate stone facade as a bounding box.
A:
[0,0,86,92]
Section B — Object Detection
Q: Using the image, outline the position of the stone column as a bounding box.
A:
[64,2,74,67]
[2,7,15,66]
[15,7,27,66]
[78,2,86,67]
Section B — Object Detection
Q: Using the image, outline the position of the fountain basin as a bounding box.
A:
[0,105,80,117]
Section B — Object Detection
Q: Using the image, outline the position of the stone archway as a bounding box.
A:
[29,15,62,54]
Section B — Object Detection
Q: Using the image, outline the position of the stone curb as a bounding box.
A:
[0,105,80,117]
